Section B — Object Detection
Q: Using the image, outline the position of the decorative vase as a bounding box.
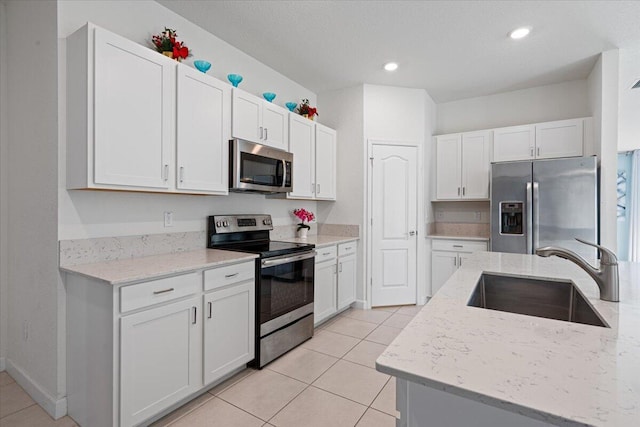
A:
[297,228,309,239]
[162,51,173,58]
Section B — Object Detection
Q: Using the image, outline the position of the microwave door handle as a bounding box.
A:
[281,160,287,188]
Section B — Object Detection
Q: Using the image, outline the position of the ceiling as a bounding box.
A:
[158,0,640,103]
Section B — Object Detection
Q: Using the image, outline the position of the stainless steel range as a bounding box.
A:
[207,214,315,368]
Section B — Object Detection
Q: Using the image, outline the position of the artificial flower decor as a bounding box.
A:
[296,99,319,119]
[293,208,315,231]
[151,27,191,61]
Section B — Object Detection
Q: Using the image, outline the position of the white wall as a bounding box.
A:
[317,85,365,302]
[5,0,63,415]
[436,80,590,134]
[58,0,319,240]
[0,0,8,371]
[618,47,640,152]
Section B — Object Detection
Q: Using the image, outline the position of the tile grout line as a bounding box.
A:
[0,401,38,421]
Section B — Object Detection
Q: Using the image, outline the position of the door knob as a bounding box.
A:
[409,231,416,236]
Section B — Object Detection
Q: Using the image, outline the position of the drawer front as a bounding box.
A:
[120,273,200,313]
[338,241,357,257]
[204,261,255,292]
[316,245,338,263]
[431,239,487,253]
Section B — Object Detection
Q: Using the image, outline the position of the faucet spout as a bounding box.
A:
[535,239,619,302]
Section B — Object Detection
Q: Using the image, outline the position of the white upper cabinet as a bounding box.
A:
[493,118,585,162]
[288,113,316,198]
[493,125,535,162]
[66,23,231,195]
[176,66,230,194]
[315,124,337,200]
[535,118,584,159]
[232,88,288,151]
[436,131,490,200]
[67,24,175,191]
[436,134,462,199]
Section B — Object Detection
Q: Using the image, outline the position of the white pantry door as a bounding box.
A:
[371,145,418,306]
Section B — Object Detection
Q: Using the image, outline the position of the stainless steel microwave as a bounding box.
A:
[229,139,293,193]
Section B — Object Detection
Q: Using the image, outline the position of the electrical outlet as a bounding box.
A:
[164,211,174,227]
[475,211,482,221]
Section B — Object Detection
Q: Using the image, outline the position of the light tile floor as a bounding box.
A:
[0,305,419,427]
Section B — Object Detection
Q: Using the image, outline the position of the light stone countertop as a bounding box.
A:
[60,249,258,285]
[376,251,640,426]
[427,234,490,241]
[279,235,359,248]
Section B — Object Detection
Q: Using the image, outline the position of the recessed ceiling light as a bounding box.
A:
[384,62,398,71]
[509,27,531,40]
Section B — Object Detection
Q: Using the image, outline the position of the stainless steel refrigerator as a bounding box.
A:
[491,156,598,259]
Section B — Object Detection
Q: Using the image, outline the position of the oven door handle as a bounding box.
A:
[261,251,317,268]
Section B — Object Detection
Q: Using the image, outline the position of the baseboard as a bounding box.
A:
[0,356,5,371]
[6,358,67,419]
[353,299,367,310]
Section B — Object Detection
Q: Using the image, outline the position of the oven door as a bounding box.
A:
[230,139,293,193]
[259,251,315,334]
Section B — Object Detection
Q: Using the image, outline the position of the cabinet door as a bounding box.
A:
[262,102,289,151]
[315,124,337,200]
[493,125,535,162]
[120,296,201,427]
[288,114,315,198]
[314,260,338,325]
[461,131,491,199]
[203,281,255,385]
[430,251,458,296]
[232,89,262,143]
[458,252,475,268]
[337,255,357,310]
[436,134,462,199]
[94,27,174,189]
[535,118,583,159]
[176,66,230,193]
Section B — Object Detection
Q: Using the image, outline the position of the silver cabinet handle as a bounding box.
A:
[462,187,466,196]
[537,147,540,157]
[339,262,343,273]
[311,183,315,194]
[163,164,169,181]
[530,147,534,157]
[409,231,416,236]
[453,244,463,248]
[459,258,463,267]
[317,184,320,194]
[192,306,197,324]
[208,301,213,319]
[259,126,264,139]
[265,128,268,140]
[225,273,239,279]
[453,257,457,266]
[344,247,352,250]
[322,252,331,256]
[179,166,184,182]
[153,288,174,295]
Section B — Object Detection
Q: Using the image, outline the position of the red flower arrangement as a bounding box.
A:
[296,99,319,119]
[151,28,190,61]
[293,208,315,231]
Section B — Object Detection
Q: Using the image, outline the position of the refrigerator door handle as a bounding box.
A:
[526,182,533,254]
[533,182,540,251]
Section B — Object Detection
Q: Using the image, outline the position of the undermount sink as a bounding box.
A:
[467,273,609,328]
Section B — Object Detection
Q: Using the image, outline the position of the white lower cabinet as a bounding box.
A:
[66,260,255,427]
[120,296,201,427]
[430,239,488,296]
[203,280,255,385]
[313,241,357,326]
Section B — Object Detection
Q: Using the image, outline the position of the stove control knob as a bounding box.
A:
[223,221,229,227]
[263,219,271,225]
[216,221,222,227]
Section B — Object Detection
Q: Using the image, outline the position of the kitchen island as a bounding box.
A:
[376,252,639,426]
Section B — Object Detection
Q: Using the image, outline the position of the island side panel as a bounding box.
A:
[400,379,555,427]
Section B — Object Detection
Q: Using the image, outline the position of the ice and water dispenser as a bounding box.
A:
[500,202,523,235]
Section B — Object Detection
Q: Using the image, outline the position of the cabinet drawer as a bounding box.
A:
[120,273,200,313]
[204,261,255,292]
[316,246,338,263]
[431,239,487,253]
[338,242,357,257]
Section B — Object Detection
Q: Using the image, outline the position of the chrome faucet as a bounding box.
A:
[536,238,619,302]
